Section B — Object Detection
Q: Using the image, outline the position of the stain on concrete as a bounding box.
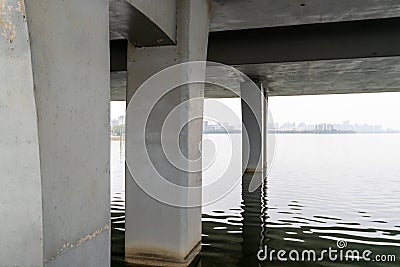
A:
[16,0,25,20]
[0,0,26,43]
[43,224,110,264]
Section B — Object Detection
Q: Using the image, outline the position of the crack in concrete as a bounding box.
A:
[43,224,110,264]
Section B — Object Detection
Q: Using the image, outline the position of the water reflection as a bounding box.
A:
[111,140,125,266]
[111,134,400,266]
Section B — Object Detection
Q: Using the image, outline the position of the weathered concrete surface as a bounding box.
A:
[111,50,400,100]
[125,0,210,265]
[43,227,110,267]
[237,57,400,96]
[163,56,400,99]
[26,0,111,265]
[210,0,400,32]
[112,55,400,98]
[110,0,400,38]
[204,56,400,97]
[0,1,43,265]
[1,0,110,266]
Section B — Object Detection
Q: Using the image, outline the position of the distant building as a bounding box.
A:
[373,125,383,133]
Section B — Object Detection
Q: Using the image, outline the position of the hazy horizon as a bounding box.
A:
[111,92,400,130]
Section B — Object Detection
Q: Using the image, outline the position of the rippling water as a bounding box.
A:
[110,139,125,266]
[111,134,400,266]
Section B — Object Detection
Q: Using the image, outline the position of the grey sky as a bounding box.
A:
[110,101,125,120]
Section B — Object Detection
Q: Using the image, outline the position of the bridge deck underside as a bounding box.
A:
[109,1,400,100]
[111,56,400,100]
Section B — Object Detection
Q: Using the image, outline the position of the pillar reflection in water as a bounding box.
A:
[240,172,268,266]
[200,171,268,266]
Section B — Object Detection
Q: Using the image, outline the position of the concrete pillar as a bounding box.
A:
[241,86,269,262]
[262,84,269,170]
[0,1,110,266]
[125,0,210,266]
[241,82,266,173]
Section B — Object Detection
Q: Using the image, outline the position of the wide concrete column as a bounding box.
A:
[241,82,267,173]
[0,1,110,266]
[125,0,210,266]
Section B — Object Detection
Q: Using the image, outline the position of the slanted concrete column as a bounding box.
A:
[241,82,267,173]
[125,0,210,266]
[0,1,110,266]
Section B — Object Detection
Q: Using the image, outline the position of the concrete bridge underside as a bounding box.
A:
[110,1,400,265]
[111,2,400,264]
[110,0,400,99]
[2,0,400,266]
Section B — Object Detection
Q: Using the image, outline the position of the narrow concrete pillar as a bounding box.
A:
[262,85,269,170]
[0,1,110,266]
[241,82,266,173]
[125,1,210,266]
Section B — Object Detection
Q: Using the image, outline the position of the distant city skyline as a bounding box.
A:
[271,121,399,133]
[268,92,400,129]
[111,92,400,130]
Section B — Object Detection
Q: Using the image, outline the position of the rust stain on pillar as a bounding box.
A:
[0,0,26,43]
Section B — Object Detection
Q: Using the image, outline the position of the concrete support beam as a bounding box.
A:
[109,0,175,45]
[210,0,400,32]
[125,0,210,266]
[208,17,400,65]
[241,82,267,173]
[128,0,176,42]
[112,17,400,70]
[0,1,110,266]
